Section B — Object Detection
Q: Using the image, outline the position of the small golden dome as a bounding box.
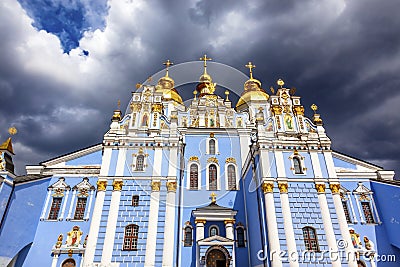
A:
[155,60,183,104]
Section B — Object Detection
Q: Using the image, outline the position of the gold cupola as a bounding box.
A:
[196,54,217,97]
[155,59,183,104]
[236,62,269,110]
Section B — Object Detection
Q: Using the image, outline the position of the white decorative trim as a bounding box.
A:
[162,186,177,266]
[59,190,69,220]
[85,190,94,220]
[288,152,306,175]
[310,152,323,178]
[100,148,112,176]
[144,190,160,266]
[187,161,201,190]
[67,190,77,220]
[206,162,220,190]
[274,151,286,177]
[224,163,239,190]
[40,190,52,220]
[206,137,219,155]
[209,224,220,237]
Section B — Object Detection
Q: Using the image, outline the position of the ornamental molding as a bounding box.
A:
[207,157,219,164]
[151,181,161,192]
[262,182,274,193]
[278,182,288,193]
[189,156,199,162]
[48,177,71,197]
[329,183,340,194]
[225,157,236,164]
[315,183,326,193]
[167,181,177,192]
[97,180,107,191]
[112,180,123,191]
[72,177,95,197]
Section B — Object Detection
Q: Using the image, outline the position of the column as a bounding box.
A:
[195,219,206,241]
[83,147,112,266]
[261,182,282,267]
[84,190,95,220]
[101,180,123,263]
[162,181,177,267]
[224,219,235,240]
[59,190,69,220]
[330,184,358,267]
[316,184,341,267]
[51,254,59,267]
[278,182,299,267]
[40,190,52,220]
[144,181,161,267]
[82,180,107,265]
[67,190,77,220]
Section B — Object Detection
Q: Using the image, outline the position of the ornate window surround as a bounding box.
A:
[187,156,201,190]
[206,134,219,155]
[209,225,220,237]
[206,158,220,191]
[41,177,71,221]
[225,158,239,191]
[183,222,193,247]
[339,185,358,224]
[131,148,149,172]
[235,223,246,247]
[353,182,381,225]
[288,150,307,175]
[67,177,95,221]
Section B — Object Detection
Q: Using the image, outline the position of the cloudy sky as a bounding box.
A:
[1,0,400,177]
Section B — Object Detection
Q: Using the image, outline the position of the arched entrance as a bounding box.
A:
[62,258,76,267]
[205,245,230,267]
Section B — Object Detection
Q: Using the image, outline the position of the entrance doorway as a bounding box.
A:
[62,258,76,267]
[206,249,226,267]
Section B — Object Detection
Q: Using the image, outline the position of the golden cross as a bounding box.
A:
[311,104,318,114]
[210,192,217,203]
[200,54,212,74]
[163,59,173,77]
[245,62,256,79]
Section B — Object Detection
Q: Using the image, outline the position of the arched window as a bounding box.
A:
[209,164,217,190]
[342,199,352,223]
[209,139,216,155]
[73,197,87,220]
[184,226,193,247]
[302,226,319,251]
[190,164,198,190]
[132,195,139,207]
[227,165,237,190]
[123,224,139,250]
[136,155,144,171]
[293,157,302,174]
[210,226,219,237]
[361,201,375,224]
[62,259,76,267]
[237,227,245,247]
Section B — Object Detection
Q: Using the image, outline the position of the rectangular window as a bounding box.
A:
[342,200,352,223]
[74,197,87,220]
[123,225,139,250]
[132,195,139,207]
[48,197,62,220]
[361,202,375,224]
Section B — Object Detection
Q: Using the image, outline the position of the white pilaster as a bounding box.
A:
[102,148,126,263]
[330,185,358,267]
[310,152,323,178]
[354,195,366,224]
[224,220,235,240]
[85,190,94,220]
[237,129,251,169]
[195,220,205,241]
[262,182,282,267]
[101,181,122,263]
[371,197,381,223]
[83,148,112,265]
[348,194,358,224]
[316,184,341,267]
[278,182,299,267]
[274,151,286,177]
[41,190,52,220]
[51,254,59,267]
[162,181,177,267]
[83,182,106,265]
[59,190,69,220]
[145,183,161,267]
[67,190,77,220]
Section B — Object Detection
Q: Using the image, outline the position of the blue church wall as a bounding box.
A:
[65,149,102,166]
[0,178,49,265]
[0,178,13,226]
[318,153,329,178]
[111,179,152,266]
[370,181,400,266]
[242,158,264,267]
[13,243,32,267]
[332,157,357,170]
[108,149,119,176]
[23,176,97,266]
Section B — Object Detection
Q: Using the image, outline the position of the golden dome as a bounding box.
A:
[236,79,269,108]
[155,60,183,104]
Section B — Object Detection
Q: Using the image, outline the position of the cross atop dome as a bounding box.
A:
[163,59,173,77]
[245,62,256,79]
[200,54,212,75]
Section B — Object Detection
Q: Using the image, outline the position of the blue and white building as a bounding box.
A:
[1,57,400,267]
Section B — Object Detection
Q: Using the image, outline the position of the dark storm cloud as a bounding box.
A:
[1,0,400,177]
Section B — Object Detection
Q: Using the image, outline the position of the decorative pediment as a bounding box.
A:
[353,182,372,194]
[72,177,95,197]
[48,177,70,196]
[199,235,233,243]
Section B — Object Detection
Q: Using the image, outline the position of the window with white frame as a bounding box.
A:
[209,164,218,190]
[190,163,199,190]
[227,164,237,190]
[302,226,319,251]
[353,182,380,224]
[132,148,148,172]
[209,225,219,237]
[289,151,306,175]
[236,223,246,247]
[123,224,139,250]
[206,134,219,155]
[67,177,95,221]
[184,224,193,247]
[42,177,70,221]
[293,157,303,174]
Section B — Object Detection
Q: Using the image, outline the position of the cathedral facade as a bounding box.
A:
[1,57,400,267]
